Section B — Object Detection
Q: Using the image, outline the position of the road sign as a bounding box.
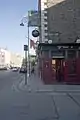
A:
[24,45,28,51]
[28,10,39,27]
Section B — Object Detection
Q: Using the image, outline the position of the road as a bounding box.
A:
[0,70,23,91]
[0,70,25,119]
[0,70,80,120]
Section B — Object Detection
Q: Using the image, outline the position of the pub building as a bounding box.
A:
[37,43,80,84]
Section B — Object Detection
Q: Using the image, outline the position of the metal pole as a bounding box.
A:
[28,11,30,76]
[25,51,27,85]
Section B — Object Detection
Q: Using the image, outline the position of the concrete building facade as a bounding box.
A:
[0,48,23,68]
[38,0,80,43]
[38,0,48,43]
[10,53,23,67]
[0,48,11,68]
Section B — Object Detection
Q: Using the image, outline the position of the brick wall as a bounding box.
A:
[46,0,80,43]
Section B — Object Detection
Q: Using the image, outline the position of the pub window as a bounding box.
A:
[68,50,76,59]
[68,60,76,74]
[78,51,80,57]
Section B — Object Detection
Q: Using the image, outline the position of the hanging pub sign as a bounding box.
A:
[32,29,40,37]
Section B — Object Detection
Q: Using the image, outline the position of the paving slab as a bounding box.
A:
[53,94,80,120]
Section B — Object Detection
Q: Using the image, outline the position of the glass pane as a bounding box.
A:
[68,60,76,74]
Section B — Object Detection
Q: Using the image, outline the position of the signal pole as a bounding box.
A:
[28,11,30,76]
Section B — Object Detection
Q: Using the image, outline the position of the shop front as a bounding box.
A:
[38,43,80,84]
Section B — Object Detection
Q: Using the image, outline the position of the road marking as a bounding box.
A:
[11,74,24,92]
[11,84,19,92]
[67,93,80,108]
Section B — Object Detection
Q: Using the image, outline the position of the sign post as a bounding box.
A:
[24,45,28,85]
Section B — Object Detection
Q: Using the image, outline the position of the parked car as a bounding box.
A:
[12,67,18,72]
[19,67,27,73]
[0,67,7,70]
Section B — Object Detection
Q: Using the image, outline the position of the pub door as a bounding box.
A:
[56,59,64,82]
[52,59,64,82]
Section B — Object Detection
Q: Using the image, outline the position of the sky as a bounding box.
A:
[0,0,38,56]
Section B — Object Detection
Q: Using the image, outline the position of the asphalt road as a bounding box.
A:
[0,70,23,91]
[0,70,80,120]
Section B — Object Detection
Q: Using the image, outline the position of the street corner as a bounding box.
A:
[18,79,32,93]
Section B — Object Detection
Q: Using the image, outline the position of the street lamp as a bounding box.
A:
[20,22,24,26]
[20,10,39,76]
[20,19,30,77]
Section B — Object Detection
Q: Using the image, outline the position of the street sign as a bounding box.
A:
[28,10,39,27]
[24,45,28,51]
[32,29,40,37]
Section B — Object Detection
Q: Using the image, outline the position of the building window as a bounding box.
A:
[44,12,47,16]
[44,24,47,27]
[45,36,48,39]
[60,13,65,20]
[44,2,47,5]
[45,29,48,33]
[44,18,47,22]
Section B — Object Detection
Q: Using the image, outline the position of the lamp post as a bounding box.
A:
[20,10,39,76]
[20,12,30,76]
[27,13,30,76]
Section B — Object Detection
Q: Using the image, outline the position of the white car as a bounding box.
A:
[12,67,18,72]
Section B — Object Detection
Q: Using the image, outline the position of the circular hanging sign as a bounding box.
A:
[32,30,40,37]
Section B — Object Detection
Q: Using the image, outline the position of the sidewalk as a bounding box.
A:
[17,66,80,120]
[18,66,46,92]
[19,66,80,93]
[18,65,60,92]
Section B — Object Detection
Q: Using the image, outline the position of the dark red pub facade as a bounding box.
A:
[38,43,80,84]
